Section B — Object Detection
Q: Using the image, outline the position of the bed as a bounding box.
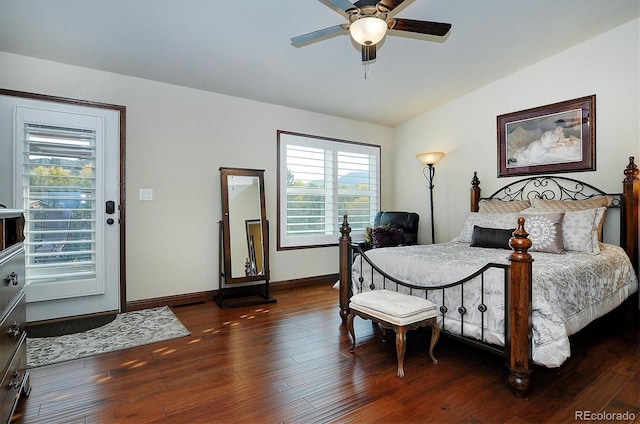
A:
[338,156,639,397]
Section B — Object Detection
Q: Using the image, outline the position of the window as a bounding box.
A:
[20,123,97,285]
[277,130,380,249]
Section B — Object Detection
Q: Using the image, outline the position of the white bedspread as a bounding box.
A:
[351,242,638,367]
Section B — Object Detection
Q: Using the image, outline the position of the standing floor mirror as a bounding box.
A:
[216,167,276,308]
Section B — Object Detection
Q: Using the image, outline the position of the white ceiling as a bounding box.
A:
[1,0,638,126]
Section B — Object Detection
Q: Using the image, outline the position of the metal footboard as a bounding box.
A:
[350,244,510,357]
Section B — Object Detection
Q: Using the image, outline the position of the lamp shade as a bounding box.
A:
[349,17,388,46]
[416,152,445,165]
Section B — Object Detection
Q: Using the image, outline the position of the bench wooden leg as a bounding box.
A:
[427,319,440,364]
[347,310,439,378]
[346,312,356,352]
[395,327,407,378]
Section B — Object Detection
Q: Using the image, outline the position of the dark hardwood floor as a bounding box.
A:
[13,283,639,423]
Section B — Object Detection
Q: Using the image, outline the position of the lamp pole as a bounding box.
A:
[423,164,436,244]
[416,151,444,245]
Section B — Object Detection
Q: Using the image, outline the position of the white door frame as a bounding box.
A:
[0,89,126,322]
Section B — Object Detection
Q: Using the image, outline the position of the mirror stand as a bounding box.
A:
[214,167,276,309]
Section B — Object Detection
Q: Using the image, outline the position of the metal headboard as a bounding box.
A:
[483,175,620,208]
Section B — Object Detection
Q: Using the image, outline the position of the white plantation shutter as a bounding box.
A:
[278,131,380,248]
[21,123,97,285]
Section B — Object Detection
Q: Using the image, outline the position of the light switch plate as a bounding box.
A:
[139,188,153,201]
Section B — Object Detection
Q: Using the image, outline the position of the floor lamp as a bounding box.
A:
[416,152,445,244]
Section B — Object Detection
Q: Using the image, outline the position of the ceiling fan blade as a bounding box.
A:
[388,18,452,37]
[361,44,376,62]
[324,0,356,12]
[378,0,406,12]
[290,24,349,46]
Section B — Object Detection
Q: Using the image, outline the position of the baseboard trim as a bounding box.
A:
[126,292,213,311]
[125,274,338,311]
[270,274,338,292]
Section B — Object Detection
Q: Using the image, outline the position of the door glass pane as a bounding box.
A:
[22,124,97,284]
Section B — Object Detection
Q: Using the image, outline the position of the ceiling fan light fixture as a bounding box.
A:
[349,17,387,46]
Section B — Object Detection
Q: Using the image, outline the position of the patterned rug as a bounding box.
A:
[26,306,190,368]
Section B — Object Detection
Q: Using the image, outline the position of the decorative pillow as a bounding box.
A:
[372,226,405,248]
[529,196,612,211]
[562,207,604,254]
[455,212,520,243]
[520,212,564,253]
[527,196,611,240]
[470,226,514,250]
[478,199,531,214]
[592,207,606,240]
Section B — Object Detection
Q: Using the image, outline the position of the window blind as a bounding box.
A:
[278,131,380,248]
[22,123,97,283]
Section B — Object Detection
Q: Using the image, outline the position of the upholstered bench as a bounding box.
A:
[346,289,440,378]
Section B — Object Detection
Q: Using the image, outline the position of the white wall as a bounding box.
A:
[2,17,637,302]
[0,51,394,301]
[393,19,640,245]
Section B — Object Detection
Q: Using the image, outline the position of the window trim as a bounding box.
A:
[277,130,380,250]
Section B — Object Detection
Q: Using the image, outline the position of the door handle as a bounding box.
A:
[106,200,115,214]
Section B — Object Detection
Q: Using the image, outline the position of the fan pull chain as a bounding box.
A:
[362,45,371,79]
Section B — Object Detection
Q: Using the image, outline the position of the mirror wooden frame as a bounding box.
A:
[216,167,275,308]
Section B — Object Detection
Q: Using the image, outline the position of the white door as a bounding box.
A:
[10,100,120,322]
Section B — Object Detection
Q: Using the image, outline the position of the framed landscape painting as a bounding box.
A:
[497,95,595,177]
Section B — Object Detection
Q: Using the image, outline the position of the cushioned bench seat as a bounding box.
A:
[346,289,440,378]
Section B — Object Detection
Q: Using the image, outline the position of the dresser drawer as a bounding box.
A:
[0,335,27,424]
[0,246,25,316]
[0,291,26,378]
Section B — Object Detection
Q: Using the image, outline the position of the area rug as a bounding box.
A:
[26,306,190,368]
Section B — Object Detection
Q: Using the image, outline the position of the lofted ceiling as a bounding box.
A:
[0,0,638,126]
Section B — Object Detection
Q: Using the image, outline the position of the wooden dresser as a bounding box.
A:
[0,209,29,423]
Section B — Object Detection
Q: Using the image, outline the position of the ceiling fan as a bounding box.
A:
[290,0,452,62]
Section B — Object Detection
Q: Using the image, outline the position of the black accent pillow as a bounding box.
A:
[372,226,405,248]
[470,225,515,250]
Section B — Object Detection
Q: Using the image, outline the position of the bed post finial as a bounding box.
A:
[340,214,351,239]
[624,156,638,181]
[471,171,481,212]
[471,171,480,189]
[338,215,353,323]
[510,218,533,258]
[507,217,533,397]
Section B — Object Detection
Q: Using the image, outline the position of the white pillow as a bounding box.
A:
[562,207,604,254]
[527,196,611,241]
[455,212,520,243]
